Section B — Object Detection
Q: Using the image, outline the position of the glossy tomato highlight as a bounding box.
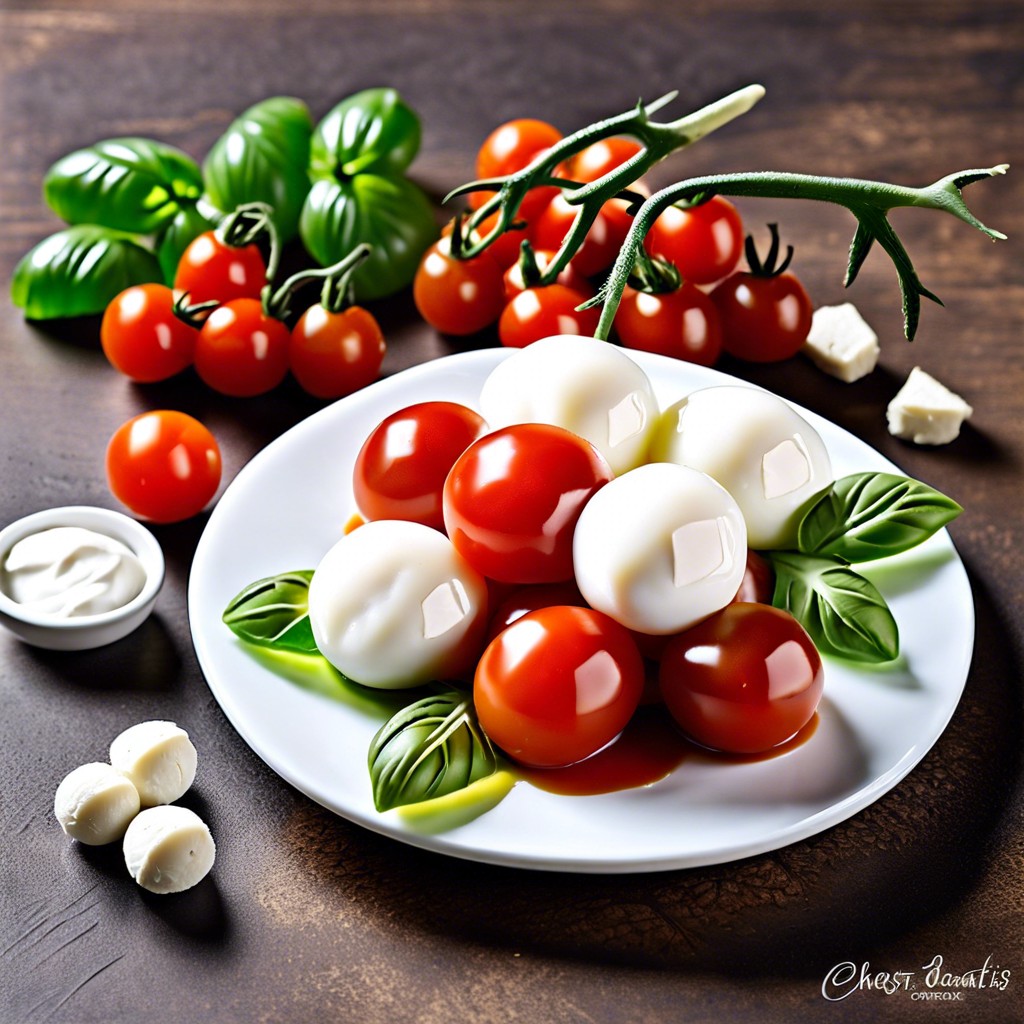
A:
[474,605,645,767]
[443,423,612,584]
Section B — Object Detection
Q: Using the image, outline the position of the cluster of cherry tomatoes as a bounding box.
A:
[101,227,385,401]
[350,398,823,767]
[412,117,814,364]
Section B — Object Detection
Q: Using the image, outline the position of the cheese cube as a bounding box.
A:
[886,367,973,445]
[802,303,880,382]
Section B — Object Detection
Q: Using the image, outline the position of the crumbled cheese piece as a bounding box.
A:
[802,303,880,382]
[886,367,973,445]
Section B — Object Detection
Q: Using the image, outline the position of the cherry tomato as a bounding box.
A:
[502,249,593,301]
[497,283,599,349]
[194,298,291,397]
[289,304,385,399]
[353,401,486,531]
[474,605,645,768]
[615,283,723,367]
[643,196,744,285]
[100,284,197,382]
[486,580,588,641]
[731,550,775,605]
[566,137,643,183]
[474,118,563,220]
[413,236,505,336]
[443,423,612,584]
[530,194,629,277]
[106,410,222,523]
[710,269,813,363]
[659,603,823,754]
[173,231,267,305]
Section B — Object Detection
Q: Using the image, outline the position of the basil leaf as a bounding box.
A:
[155,201,221,284]
[797,472,963,563]
[44,138,203,234]
[299,173,437,300]
[222,570,319,654]
[311,88,420,179]
[369,691,499,812]
[203,96,312,241]
[769,551,899,664]
[11,226,162,320]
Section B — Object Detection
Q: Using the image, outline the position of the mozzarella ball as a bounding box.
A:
[109,721,198,807]
[54,762,140,846]
[479,335,659,474]
[573,463,747,635]
[123,806,215,894]
[308,520,488,689]
[649,386,832,549]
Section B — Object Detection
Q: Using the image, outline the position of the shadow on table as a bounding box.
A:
[282,562,1021,978]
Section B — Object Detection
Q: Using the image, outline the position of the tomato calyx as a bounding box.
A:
[627,245,681,295]
[744,222,795,278]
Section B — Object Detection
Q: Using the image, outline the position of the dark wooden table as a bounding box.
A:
[2,1,1022,1021]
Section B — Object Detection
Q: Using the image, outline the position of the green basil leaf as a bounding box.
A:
[311,87,420,179]
[797,472,963,563]
[769,551,899,664]
[155,201,221,284]
[222,570,319,654]
[44,138,203,234]
[299,173,437,300]
[203,96,312,241]
[369,691,499,812]
[11,226,162,320]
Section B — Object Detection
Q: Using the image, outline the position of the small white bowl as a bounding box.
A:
[0,506,165,651]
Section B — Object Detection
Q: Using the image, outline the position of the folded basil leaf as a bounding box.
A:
[44,138,203,234]
[797,472,963,563]
[203,96,312,241]
[11,226,162,320]
[299,173,437,301]
[222,570,319,654]
[369,692,499,812]
[769,551,899,664]
[311,87,421,179]
[155,201,221,284]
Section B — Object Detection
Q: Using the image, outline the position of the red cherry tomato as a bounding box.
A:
[173,232,267,305]
[474,605,645,768]
[710,270,813,362]
[413,237,505,336]
[502,249,593,301]
[353,401,486,531]
[497,283,599,349]
[643,196,744,285]
[530,194,629,277]
[474,118,563,220]
[289,304,385,399]
[615,283,723,367]
[731,550,775,605]
[106,410,222,523]
[100,284,197,382]
[566,137,643,183]
[486,580,588,641]
[193,298,290,397]
[443,423,612,584]
[659,603,823,754]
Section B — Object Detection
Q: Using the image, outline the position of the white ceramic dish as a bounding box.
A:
[0,505,165,650]
[189,349,974,873]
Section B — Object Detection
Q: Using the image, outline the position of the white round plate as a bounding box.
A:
[189,349,974,873]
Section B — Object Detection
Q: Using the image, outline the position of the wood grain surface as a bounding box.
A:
[1,2,1022,1022]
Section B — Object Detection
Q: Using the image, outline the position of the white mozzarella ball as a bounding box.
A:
[479,335,659,474]
[123,806,215,894]
[649,386,832,549]
[573,463,747,635]
[54,762,140,846]
[308,520,488,689]
[109,721,198,807]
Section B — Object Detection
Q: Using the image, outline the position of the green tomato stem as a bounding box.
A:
[264,242,372,319]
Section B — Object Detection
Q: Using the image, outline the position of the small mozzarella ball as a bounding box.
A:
[479,335,659,474]
[573,463,747,635]
[123,806,215,894]
[308,520,488,689]
[54,762,140,846]
[109,721,198,807]
[649,386,832,549]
